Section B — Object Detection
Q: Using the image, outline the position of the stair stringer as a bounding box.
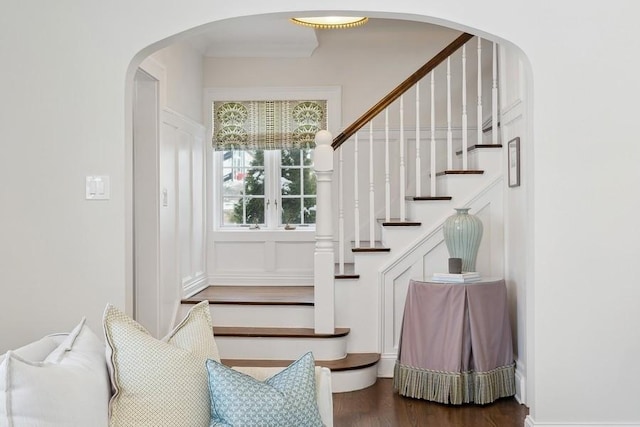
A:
[376,176,504,377]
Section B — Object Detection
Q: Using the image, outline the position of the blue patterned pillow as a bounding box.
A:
[206,352,324,427]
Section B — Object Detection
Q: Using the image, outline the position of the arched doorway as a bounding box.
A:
[126,10,534,409]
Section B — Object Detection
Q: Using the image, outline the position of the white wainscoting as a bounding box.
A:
[208,230,316,285]
[160,108,207,298]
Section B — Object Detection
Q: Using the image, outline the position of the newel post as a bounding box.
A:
[313,130,335,334]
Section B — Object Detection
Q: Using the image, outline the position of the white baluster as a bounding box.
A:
[492,41,499,145]
[415,82,421,197]
[477,37,483,146]
[447,57,453,170]
[313,130,334,333]
[385,109,390,222]
[430,72,437,197]
[338,146,345,275]
[369,122,375,247]
[462,44,468,170]
[353,133,360,249]
[399,95,406,221]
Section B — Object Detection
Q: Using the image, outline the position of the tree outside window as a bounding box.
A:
[221,149,316,228]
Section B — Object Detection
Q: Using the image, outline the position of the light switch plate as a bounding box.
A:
[86,175,110,200]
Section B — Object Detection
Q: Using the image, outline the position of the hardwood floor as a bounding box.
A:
[333,379,528,427]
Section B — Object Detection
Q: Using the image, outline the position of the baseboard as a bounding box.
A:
[376,354,397,378]
[208,273,314,286]
[525,416,640,427]
[183,274,208,298]
[515,358,525,404]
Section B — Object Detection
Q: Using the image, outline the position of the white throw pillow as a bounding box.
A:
[0,318,110,427]
[103,300,219,427]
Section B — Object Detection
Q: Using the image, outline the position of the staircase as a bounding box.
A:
[179,286,379,392]
[181,32,505,392]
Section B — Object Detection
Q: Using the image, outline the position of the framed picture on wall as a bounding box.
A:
[508,137,521,188]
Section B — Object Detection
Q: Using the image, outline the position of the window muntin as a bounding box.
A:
[280,148,316,226]
[218,149,316,229]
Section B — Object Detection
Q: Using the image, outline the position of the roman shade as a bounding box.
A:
[212,100,327,150]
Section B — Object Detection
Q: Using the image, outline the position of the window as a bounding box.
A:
[219,148,316,229]
[205,86,341,231]
[280,148,316,226]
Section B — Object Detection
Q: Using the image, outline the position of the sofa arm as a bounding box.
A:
[232,366,333,427]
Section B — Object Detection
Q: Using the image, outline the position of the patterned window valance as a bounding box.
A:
[212,100,327,150]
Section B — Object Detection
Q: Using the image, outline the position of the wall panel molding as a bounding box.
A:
[160,107,206,297]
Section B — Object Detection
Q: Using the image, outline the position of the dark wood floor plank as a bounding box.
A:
[333,378,528,427]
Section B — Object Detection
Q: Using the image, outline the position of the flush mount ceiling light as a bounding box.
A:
[290,16,368,29]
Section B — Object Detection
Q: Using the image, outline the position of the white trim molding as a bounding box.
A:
[515,358,526,404]
[139,56,167,109]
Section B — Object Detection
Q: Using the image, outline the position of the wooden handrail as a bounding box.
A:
[332,32,475,149]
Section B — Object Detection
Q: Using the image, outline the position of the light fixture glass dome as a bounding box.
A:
[290,16,368,29]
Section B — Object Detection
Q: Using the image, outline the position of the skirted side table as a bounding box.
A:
[393,278,515,405]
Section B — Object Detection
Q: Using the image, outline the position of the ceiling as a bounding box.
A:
[186,15,319,58]
[185,15,451,59]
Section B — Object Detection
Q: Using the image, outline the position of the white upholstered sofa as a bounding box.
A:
[0,302,333,426]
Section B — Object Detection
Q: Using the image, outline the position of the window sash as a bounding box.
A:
[216,149,316,229]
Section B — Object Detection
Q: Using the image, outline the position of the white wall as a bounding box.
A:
[1,2,640,425]
[150,41,204,124]
[203,19,494,130]
[499,42,530,403]
[142,43,207,334]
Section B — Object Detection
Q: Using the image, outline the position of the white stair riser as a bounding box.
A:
[454,147,502,171]
[380,226,424,249]
[331,364,379,393]
[406,201,455,225]
[178,304,315,328]
[438,173,495,200]
[216,336,347,361]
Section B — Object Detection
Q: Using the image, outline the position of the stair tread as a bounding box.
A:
[455,143,503,155]
[379,219,421,226]
[182,285,314,306]
[222,353,380,372]
[214,326,350,338]
[408,195,453,201]
[435,169,485,177]
[351,241,390,252]
[335,263,360,279]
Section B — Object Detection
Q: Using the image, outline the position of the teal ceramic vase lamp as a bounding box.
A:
[442,208,483,272]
